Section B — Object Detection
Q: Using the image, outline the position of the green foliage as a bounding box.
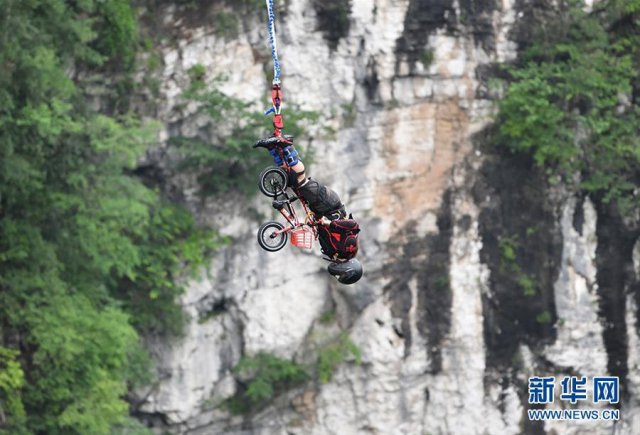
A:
[498,236,538,296]
[0,347,26,430]
[226,333,361,415]
[495,0,640,215]
[112,203,219,336]
[0,1,215,433]
[434,275,450,290]
[172,76,319,196]
[536,310,553,324]
[317,333,361,384]
[5,292,143,435]
[319,309,336,324]
[187,64,207,82]
[312,0,352,50]
[420,48,434,67]
[111,417,153,435]
[341,102,357,127]
[94,0,138,68]
[226,353,309,415]
[498,236,518,266]
[141,45,164,100]
[214,12,240,39]
[518,274,537,297]
[0,0,137,71]
[487,78,506,97]
[233,0,267,10]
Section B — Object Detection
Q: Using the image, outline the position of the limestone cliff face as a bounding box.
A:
[132,1,640,434]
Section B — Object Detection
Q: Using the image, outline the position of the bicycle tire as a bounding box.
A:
[257,221,288,252]
[258,166,288,198]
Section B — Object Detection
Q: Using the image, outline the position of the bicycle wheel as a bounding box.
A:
[258,166,288,198]
[257,221,288,252]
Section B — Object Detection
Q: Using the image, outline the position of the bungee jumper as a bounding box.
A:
[253,0,363,285]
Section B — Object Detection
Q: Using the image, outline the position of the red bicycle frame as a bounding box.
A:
[270,171,319,249]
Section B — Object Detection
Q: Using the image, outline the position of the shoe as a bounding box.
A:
[252,134,293,149]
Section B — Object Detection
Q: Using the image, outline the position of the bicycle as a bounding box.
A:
[256,165,320,252]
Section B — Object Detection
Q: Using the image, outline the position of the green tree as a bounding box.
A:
[317,332,361,384]
[495,0,640,215]
[226,353,309,414]
[0,1,213,433]
[0,347,26,432]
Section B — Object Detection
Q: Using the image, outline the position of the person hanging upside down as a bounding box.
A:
[254,135,363,285]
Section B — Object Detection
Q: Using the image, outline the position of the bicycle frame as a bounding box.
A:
[269,162,319,243]
[272,188,318,237]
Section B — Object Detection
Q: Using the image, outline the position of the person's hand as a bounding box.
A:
[319,216,332,226]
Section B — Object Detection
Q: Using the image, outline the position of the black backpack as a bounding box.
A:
[318,217,360,260]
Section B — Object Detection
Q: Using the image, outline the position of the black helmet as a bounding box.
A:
[328,258,363,285]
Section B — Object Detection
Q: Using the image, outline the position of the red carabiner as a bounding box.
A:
[271,84,283,111]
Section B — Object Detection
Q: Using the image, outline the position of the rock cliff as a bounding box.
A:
[131,1,640,434]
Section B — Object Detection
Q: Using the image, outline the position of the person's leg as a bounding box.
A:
[287,161,306,185]
[254,136,307,185]
[275,145,306,186]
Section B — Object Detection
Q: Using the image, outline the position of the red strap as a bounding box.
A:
[271,84,284,136]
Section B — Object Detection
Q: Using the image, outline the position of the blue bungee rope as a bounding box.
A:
[264,0,283,117]
[266,0,281,86]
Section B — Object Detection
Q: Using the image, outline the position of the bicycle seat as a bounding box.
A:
[272,199,288,210]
